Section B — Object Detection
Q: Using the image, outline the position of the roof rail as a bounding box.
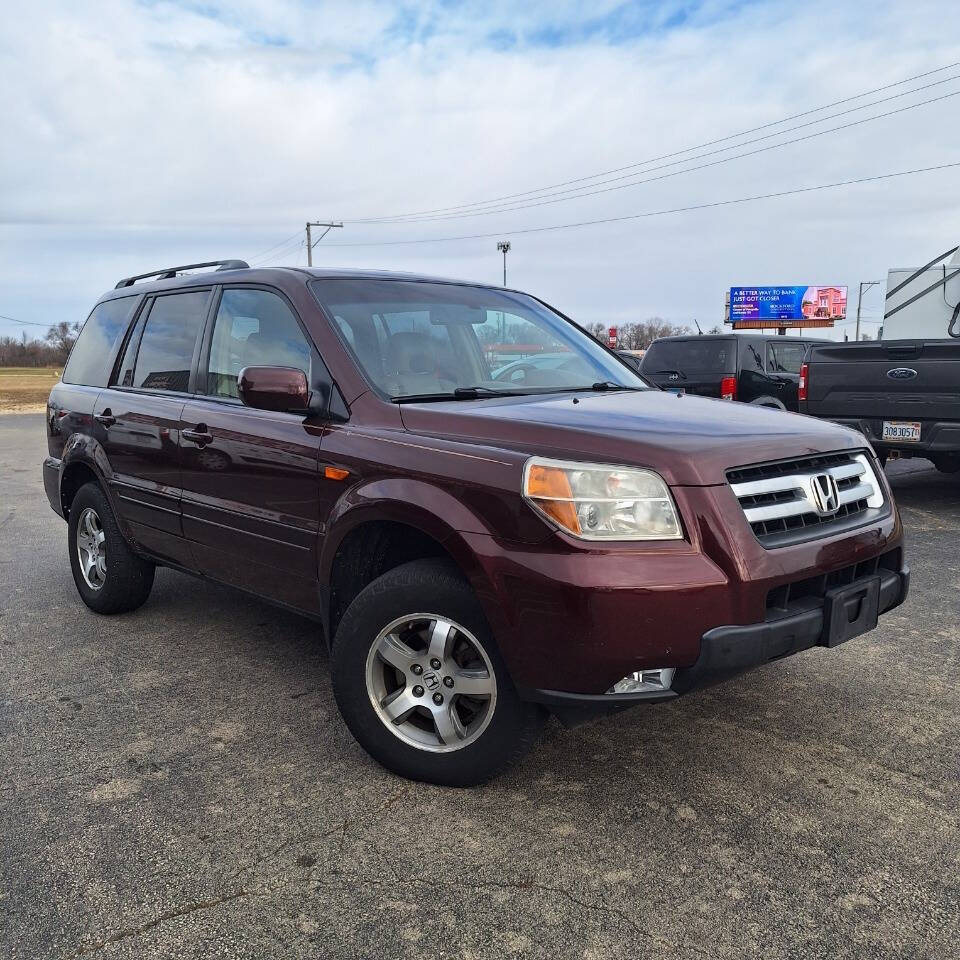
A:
[114,259,250,289]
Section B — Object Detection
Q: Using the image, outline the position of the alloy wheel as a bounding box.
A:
[75,507,107,590]
[364,614,498,753]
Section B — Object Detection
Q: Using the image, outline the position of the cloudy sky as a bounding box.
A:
[2,0,959,341]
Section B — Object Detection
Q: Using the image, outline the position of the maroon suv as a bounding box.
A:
[44,260,908,785]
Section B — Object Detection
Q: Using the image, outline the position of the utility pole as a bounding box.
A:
[497,241,511,286]
[306,221,344,266]
[855,280,883,341]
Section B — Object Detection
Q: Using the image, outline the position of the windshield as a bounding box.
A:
[643,338,736,375]
[311,279,648,399]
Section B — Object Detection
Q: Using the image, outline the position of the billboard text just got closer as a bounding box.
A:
[729,286,848,328]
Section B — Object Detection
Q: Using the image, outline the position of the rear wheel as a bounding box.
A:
[932,454,960,474]
[331,559,544,786]
[68,482,155,614]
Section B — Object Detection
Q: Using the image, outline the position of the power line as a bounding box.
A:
[250,236,305,266]
[348,86,960,224]
[322,159,960,247]
[247,230,303,262]
[346,61,960,223]
[0,313,49,328]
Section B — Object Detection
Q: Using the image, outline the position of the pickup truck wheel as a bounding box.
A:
[932,454,960,474]
[68,482,155,614]
[750,396,786,410]
[331,559,544,786]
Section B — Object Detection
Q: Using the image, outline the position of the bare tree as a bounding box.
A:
[0,325,78,367]
[45,321,80,356]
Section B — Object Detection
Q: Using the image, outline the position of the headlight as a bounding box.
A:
[523,457,683,541]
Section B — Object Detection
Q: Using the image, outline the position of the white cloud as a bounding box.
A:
[1,0,959,339]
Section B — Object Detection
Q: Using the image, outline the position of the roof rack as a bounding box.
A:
[114,259,250,289]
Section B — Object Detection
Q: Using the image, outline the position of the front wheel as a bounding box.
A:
[68,482,155,614]
[331,559,544,786]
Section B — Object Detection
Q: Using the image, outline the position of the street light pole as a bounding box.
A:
[497,241,511,286]
[855,280,883,341]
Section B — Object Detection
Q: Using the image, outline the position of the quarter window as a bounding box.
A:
[62,297,139,387]
[766,342,807,374]
[132,291,210,392]
[206,289,311,399]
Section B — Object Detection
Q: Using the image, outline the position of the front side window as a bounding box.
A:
[132,291,210,392]
[766,341,807,374]
[206,289,311,399]
[62,297,138,387]
[312,279,645,399]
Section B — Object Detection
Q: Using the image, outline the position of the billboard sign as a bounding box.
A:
[608,326,618,348]
[728,286,847,328]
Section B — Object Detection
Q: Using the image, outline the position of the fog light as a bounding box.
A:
[607,668,676,695]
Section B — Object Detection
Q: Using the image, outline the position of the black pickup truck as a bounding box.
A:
[799,339,960,471]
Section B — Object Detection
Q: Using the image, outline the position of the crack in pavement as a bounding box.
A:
[65,889,249,957]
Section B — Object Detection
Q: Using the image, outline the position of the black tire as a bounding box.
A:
[932,454,960,474]
[331,559,545,786]
[68,482,155,614]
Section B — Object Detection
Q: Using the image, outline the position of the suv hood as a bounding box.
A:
[398,389,865,486]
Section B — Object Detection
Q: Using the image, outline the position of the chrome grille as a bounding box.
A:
[728,451,885,547]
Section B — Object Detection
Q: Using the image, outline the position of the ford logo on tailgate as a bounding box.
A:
[886,367,918,380]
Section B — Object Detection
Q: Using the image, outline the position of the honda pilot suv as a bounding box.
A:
[45,261,909,785]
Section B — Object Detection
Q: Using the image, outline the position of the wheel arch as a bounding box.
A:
[749,395,787,410]
[320,489,498,647]
[58,441,131,544]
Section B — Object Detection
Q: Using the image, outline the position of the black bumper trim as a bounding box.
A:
[43,456,64,518]
[525,565,909,711]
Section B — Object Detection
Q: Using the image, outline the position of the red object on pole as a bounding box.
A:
[607,326,617,348]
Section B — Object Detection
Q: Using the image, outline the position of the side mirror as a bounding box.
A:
[238,366,310,413]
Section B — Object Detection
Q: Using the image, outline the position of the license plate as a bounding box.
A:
[822,576,880,648]
[881,420,921,442]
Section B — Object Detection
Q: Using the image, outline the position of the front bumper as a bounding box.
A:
[467,478,903,697]
[527,562,909,711]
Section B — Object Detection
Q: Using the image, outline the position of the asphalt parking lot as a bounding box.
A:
[1,411,958,960]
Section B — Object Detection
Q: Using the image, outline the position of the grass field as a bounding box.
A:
[0,367,60,413]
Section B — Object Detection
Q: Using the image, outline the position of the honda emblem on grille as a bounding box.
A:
[810,473,840,515]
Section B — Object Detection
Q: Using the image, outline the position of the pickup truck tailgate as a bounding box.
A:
[803,340,960,420]
[801,340,960,457]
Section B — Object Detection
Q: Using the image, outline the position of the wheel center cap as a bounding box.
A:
[422,672,440,691]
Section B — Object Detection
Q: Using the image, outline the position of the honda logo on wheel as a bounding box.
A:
[810,473,840,515]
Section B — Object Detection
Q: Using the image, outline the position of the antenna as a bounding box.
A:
[694,318,703,335]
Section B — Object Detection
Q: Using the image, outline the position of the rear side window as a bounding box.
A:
[643,339,736,374]
[62,297,138,386]
[766,341,807,374]
[132,291,210,392]
[206,288,311,398]
[741,339,765,372]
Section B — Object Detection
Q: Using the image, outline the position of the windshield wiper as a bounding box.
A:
[453,386,528,399]
[584,381,645,392]
[392,387,529,403]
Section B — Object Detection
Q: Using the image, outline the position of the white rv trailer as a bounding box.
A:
[882,244,960,340]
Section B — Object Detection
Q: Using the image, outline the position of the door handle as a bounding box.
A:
[182,426,213,445]
[94,410,116,426]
